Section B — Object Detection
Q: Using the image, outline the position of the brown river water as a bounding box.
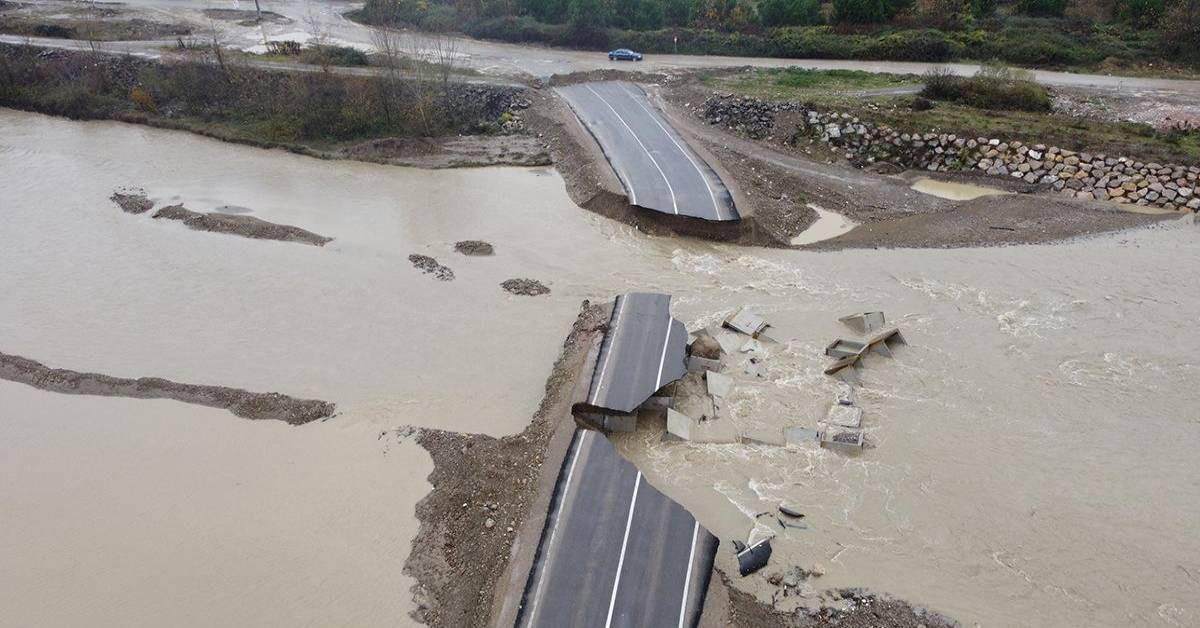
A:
[2,109,1198,627]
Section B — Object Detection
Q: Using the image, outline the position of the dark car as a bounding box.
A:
[608,48,643,61]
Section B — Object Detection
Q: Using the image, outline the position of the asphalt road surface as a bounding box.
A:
[586,293,688,413]
[517,429,717,628]
[557,81,740,222]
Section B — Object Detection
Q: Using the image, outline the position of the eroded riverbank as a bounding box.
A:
[3,108,1198,627]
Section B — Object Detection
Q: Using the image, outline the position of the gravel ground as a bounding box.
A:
[402,301,608,627]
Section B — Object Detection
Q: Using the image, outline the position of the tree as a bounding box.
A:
[568,0,610,45]
[1116,0,1166,26]
[635,0,666,28]
[1162,0,1200,60]
[760,0,821,26]
[1015,0,1067,16]
[832,0,889,22]
[664,0,693,25]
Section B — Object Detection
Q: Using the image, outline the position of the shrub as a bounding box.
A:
[304,45,370,66]
[129,86,156,112]
[865,28,956,60]
[1016,0,1067,17]
[1116,0,1166,27]
[832,0,890,23]
[761,0,823,26]
[920,66,1052,111]
[1000,37,1080,65]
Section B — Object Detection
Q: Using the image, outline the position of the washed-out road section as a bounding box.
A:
[517,429,717,628]
[557,81,739,222]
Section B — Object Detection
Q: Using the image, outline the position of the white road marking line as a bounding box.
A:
[604,471,642,628]
[654,319,673,390]
[677,521,700,628]
[524,430,589,627]
[584,84,679,215]
[589,296,625,405]
[618,82,726,221]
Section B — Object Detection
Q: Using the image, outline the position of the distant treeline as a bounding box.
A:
[351,0,1200,67]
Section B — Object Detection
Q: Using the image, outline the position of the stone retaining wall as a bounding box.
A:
[702,94,1200,212]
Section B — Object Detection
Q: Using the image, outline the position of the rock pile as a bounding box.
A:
[702,94,1200,212]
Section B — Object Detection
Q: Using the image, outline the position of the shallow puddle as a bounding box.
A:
[910,177,1010,200]
[790,203,858,246]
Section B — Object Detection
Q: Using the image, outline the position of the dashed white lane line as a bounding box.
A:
[677,521,699,628]
[617,82,726,221]
[583,84,679,215]
[604,471,643,628]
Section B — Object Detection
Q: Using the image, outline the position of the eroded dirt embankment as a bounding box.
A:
[0,351,334,424]
[402,301,608,627]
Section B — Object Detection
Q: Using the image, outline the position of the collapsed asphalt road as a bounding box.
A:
[517,429,717,628]
[557,81,738,222]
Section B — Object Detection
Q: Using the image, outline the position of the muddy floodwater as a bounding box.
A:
[3,109,1199,627]
[910,177,1011,200]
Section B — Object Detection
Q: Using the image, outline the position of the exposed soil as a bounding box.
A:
[408,254,455,281]
[715,573,959,628]
[0,16,190,41]
[337,134,551,169]
[152,204,332,246]
[454,240,494,255]
[501,278,550,296]
[403,301,609,627]
[109,188,153,214]
[201,8,292,25]
[658,80,1169,249]
[0,351,335,424]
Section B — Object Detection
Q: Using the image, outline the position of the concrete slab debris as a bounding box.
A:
[865,327,907,358]
[724,307,770,338]
[713,330,743,356]
[836,384,856,406]
[736,539,773,576]
[839,311,886,334]
[821,427,865,452]
[706,371,734,398]
[784,426,821,445]
[825,338,866,358]
[740,338,765,354]
[826,404,863,428]
[741,428,785,447]
[687,355,723,373]
[778,505,805,518]
[666,408,694,441]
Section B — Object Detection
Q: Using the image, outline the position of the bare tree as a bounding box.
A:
[303,1,332,71]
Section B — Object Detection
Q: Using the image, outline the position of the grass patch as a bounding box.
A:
[704,66,917,100]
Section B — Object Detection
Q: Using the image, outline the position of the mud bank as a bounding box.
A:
[153,204,332,246]
[403,301,608,627]
[0,352,335,424]
[409,254,455,280]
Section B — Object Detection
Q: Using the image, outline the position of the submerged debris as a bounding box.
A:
[409,254,455,280]
[110,188,154,214]
[736,538,773,576]
[454,240,495,256]
[501,278,550,296]
[724,306,770,337]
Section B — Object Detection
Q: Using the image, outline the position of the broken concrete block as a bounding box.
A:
[741,428,785,447]
[740,338,764,354]
[687,355,722,373]
[706,371,734,398]
[689,334,722,360]
[743,359,766,379]
[826,404,863,428]
[713,330,743,355]
[821,427,864,452]
[724,307,769,337]
[666,408,693,441]
[640,396,671,411]
[737,539,773,576]
[835,384,856,406]
[825,338,867,358]
[838,311,886,333]
[784,426,820,445]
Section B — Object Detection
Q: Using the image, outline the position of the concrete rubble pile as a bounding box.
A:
[702,94,1200,213]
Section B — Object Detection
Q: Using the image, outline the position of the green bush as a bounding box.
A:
[761,0,822,27]
[865,28,956,60]
[1000,38,1079,65]
[303,45,370,67]
[1115,0,1166,27]
[1015,0,1067,17]
[832,0,890,23]
[920,66,1052,111]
